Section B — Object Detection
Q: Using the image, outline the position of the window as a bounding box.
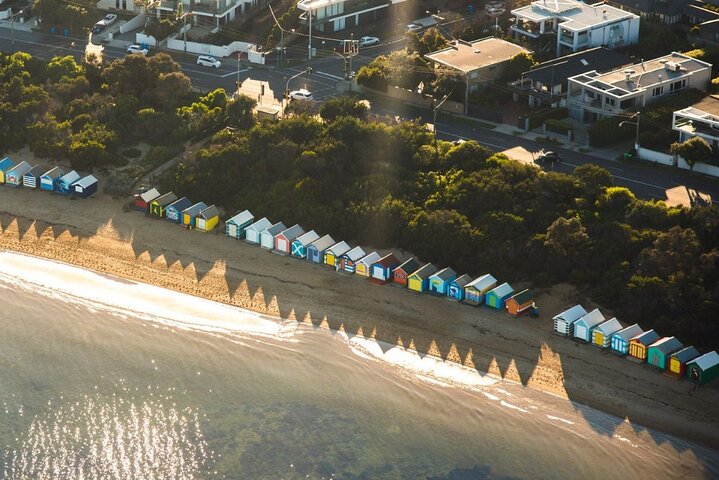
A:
[652,86,663,96]
[670,80,686,93]
[605,97,616,106]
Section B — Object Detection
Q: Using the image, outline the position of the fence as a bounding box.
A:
[120,14,146,34]
[166,26,253,58]
[637,146,719,177]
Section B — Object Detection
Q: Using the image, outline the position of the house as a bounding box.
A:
[149,192,178,218]
[567,52,712,124]
[40,166,63,192]
[668,346,700,378]
[134,188,161,212]
[5,161,31,186]
[647,337,684,370]
[407,263,439,292]
[609,324,643,355]
[463,274,498,306]
[393,258,421,287]
[446,274,471,301]
[0,157,14,184]
[260,222,287,249]
[154,0,251,31]
[428,268,457,295]
[296,0,407,33]
[245,217,272,245]
[355,252,381,277]
[591,317,623,348]
[573,308,606,342]
[72,175,98,198]
[485,283,514,310]
[672,95,719,150]
[369,253,400,284]
[307,234,336,263]
[324,241,350,267]
[196,205,220,232]
[511,0,639,56]
[274,224,305,255]
[22,165,45,189]
[58,170,81,194]
[506,289,535,316]
[628,329,661,362]
[686,350,719,384]
[690,17,719,47]
[225,210,254,239]
[553,304,588,336]
[165,197,193,223]
[291,230,319,259]
[339,246,366,273]
[181,202,208,228]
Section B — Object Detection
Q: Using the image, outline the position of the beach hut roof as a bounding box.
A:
[0,157,14,170]
[671,346,700,363]
[183,202,208,215]
[451,274,472,288]
[374,253,400,268]
[200,205,219,219]
[345,246,366,261]
[488,282,514,298]
[10,161,32,176]
[42,166,63,178]
[264,222,287,236]
[25,165,45,177]
[577,308,605,328]
[411,263,438,279]
[431,267,457,281]
[295,230,319,246]
[687,351,719,370]
[553,304,588,323]
[74,175,98,188]
[594,317,622,335]
[466,273,497,291]
[612,324,643,342]
[510,289,533,305]
[59,170,81,184]
[168,197,192,211]
[649,337,683,354]
[227,209,253,225]
[633,329,660,346]
[247,217,272,232]
[309,234,336,251]
[139,188,161,202]
[280,224,304,240]
[397,257,420,273]
[328,241,351,255]
[154,192,178,207]
[358,252,381,266]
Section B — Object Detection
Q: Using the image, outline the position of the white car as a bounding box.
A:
[103,14,117,25]
[197,55,222,68]
[358,36,379,47]
[126,44,149,56]
[406,23,423,32]
[289,89,313,101]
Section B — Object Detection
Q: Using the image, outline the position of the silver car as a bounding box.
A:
[197,55,222,68]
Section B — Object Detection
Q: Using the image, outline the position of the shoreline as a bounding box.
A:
[1,186,719,451]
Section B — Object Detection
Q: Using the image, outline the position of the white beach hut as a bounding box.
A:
[553,304,588,336]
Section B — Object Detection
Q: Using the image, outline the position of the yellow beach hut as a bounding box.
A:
[196,205,220,232]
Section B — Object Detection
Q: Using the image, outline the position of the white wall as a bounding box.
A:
[120,13,146,34]
[135,32,157,46]
[0,8,11,19]
[166,36,253,57]
[677,158,719,176]
[637,146,719,177]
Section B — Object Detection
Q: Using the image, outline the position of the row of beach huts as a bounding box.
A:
[0,157,98,197]
[133,188,539,315]
[552,305,719,385]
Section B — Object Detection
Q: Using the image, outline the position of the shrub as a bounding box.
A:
[144,145,182,169]
[545,119,572,134]
[122,147,143,158]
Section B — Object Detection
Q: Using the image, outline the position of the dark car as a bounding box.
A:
[536,151,562,163]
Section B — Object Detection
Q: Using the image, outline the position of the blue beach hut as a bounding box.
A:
[463,274,497,306]
[447,274,471,301]
[22,165,45,189]
[58,170,81,194]
[40,167,64,191]
[182,202,207,227]
[0,157,15,184]
[609,324,643,355]
[72,175,98,198]
[369,253,400,284]
[339,246,366,273]
[5,161,31,186]
[165,197,192,223]
[428,267,457,295]
[225,210,254,239]
[485,283,514,310]
[573,308,606,343]
[291,230,319,259]
[307,234,336,263]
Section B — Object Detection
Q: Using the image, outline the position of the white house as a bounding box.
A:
[297,0,407,32]
[673,95,719,148]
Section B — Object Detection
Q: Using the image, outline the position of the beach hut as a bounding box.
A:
[58,170,81,194]
[339,246,366,273]
[686,351,719,385]
[0,157,15,184]
[609,324,643,355]
[245,217,272,245]
[72,175,98,198]
[356,252,381,277]
[274,224,305,255]
[165,197,192,223]
[393,258,421,287]
[225,210,254,239]
[150,192,178,218]
[591,317,623,348]
[408,263,438,292]
[506,289,535,316]
[553,305,588,336]
[668,347,700,378]
[370,253,400,284]
[463,274,497,306]
[291,230,319,259]
[307,234,335,263]
[181,202,207,228]
[647,337,684,370]
[134,188,161,212]
[22,165,44,189]
[428,268,457,295]
[628,329,660,362]
[5,161,31,186]
[446,274,471,301]
[40,166,63,192]
[573,309,606,343]
[485,283,514,310]
[196,205,220,232]
[324,241,350,267]
[260,222,287,249]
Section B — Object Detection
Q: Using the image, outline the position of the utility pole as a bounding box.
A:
[334,37,358,91]
[10,7,27,54]
[433,90,453,161]
[308,3,312,60]
[619,111,641,150]
[236,51,241,95]
[284,67,312,116]
[178,12,192,57]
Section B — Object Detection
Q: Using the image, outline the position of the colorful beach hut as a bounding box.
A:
[134,188,161,212]
[72,175,98,198]
[181,202,207,228]
[356,252,381,277]
[647,337,683,370]
[225,210,254,239]
[370,253,400,284]
[196,205,220,232]
[5,161,31,186]
[260,222,287,249]
[553,305,588,336]
[291,230,319,259]
[274,224,305,254]
[58,170,81,194]
[393,258,420,287]
[687,351,719,385]
[573,309,605,343]
[324,241,350,268]
[628,329,660,362]
[22,165,44,189]
[408,263,438,292]
[591,317,623,348]
[165,197,192,223]
[40,166,63,192]
[485,283,514,310]
[0,157,15,184]
[668,347,700,378]
[307,234,335,263]
[609,324,643,355]
[506,289,535,316]
[245,217,272,245]
[463,274,497,306]
[339,246,366,273]
[150,192,178,218]
[446,274,471,301]
[428,268,456,295]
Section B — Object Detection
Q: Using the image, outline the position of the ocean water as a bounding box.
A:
[0,250,718,480]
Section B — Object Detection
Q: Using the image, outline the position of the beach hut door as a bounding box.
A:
[228,224,238,237]
[575,325,587,340]
[372,267,383,280]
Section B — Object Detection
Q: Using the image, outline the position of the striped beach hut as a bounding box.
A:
[134,188,160,212]
[506,289,535,316]
[324,241,350,268]
[485,283,514,310]
[196,205,220,232]
[687,351,719,385]
[573,309,605,343]
[72,175,98,198]
[628,329,660,362]
[182,202,207,228]
[58,170,81,194]
[40,167,63,192]
[591,317,623,348]
[668,347,700,378]
[165,197,192,223]
[339,246,366,273]
[150,192,178,218]
[609,324,643,355]
[5,161,31,186]
[291,230,319,259]
[225,210,254,239]
[307,234,335,263]
[245,217,272,245]
[647,337,684,370]
[463,274,497,306]
[260,222,287,249]
[408,263,438,292]
[370,253,400,284]
[428,268,457,295]
[393,258,420,287]
[356,252,381,277]
[22,165,44,189]
[553,305,588,336]
[274,224,305,255]
[0,157,14,184]
[446,274,471,301]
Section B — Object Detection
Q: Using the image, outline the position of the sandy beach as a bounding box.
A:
[1,181,718,451]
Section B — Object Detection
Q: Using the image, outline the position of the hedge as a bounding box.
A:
[545,119,573,134]
[522,107,569,130]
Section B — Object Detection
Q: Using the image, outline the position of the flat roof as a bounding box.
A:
[425,38,531,74]
[675,94,719,120]
[512,0,637,32]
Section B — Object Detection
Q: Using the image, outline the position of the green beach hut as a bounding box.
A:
[686,351,719,385]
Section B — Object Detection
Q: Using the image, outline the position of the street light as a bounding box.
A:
[284,67,312,116]
[178,12,193,57]
[10,7,28,54]
[619,111,641,150]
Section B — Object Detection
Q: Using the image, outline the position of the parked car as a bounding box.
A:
[289,89,313,101]
[127,44,149,56]
[358,36,379,47]
[536,150,562,163]
[92,13,117,34]
[197,55,222,68]
[406,23,423,32]
[103,13,117,25]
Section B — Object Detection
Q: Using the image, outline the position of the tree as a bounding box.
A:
[670,136,713,171]
[225,94,257,130]
[46,55,83,83]
[573,164,613,201]
[500,52,536,82]
[407,27,448,56]
[319,96,368,121]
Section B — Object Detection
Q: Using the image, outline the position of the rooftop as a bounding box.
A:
[675,94,719,121]
[425,38,531,74]
[523,47,631,86]
[512,0,637,32]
